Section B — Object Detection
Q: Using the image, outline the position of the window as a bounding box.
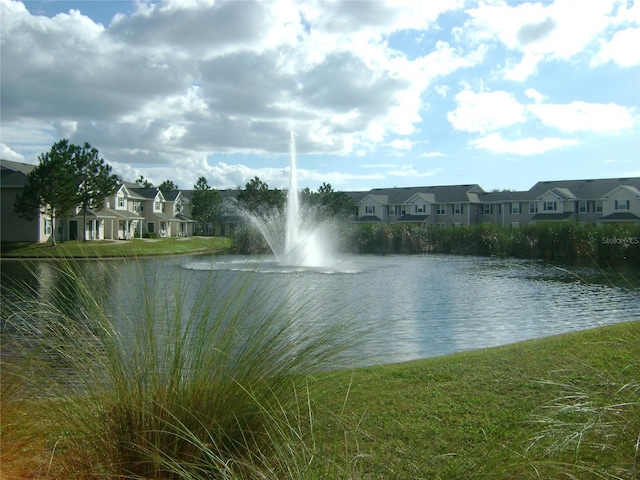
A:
[511,222,520,228]
[595,201,603,213]
[436,205,445,215]
[435,223,446,228]
[529,202,538,214]
[415,204,427,213]
[453,204,462,215]
[615,199,630,210]
[483,204,492,215]
[389,205,398,215]
[118,196,125,208]
[511,202,520,214]
[365,205,375,214]
[544,201,556,212]
[578,200,587,213]
[154,201,161,211]
[44,219,52,235]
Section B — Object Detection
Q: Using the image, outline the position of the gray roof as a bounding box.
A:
[362,184,484,204]
[600,212,640,221]
[162,190,181,201]
[356,215,382,222]
[130,187,161,199]
[1,159,36,187]
[480,190,533,202]
[396,214,430,222]
[528,178,640,199]
[531,212,574,221]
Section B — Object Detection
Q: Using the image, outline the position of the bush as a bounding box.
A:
[1,259,356,478]
[343,222,640,264]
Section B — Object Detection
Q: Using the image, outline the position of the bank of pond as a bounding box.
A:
[2,320,639,479]
[232,221,640,265]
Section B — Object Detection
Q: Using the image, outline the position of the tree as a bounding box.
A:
[15,140,119,245]
[135,175,153,188]
[158,180,179,192]
[75,142,120,241]
[237,176,285,213]
[307,182,355,219]
[190,177,221,235]
[14,140,78,245]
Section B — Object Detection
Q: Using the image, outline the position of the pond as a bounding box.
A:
[2,254,639,368]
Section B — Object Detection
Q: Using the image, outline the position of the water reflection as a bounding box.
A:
[2,254,639,368]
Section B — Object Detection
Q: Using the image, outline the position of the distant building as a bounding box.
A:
[2,158,638,243]
[352,178,640,227]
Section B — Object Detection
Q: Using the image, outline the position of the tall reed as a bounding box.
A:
[1,258,360,479]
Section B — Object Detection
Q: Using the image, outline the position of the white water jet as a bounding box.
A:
[243,132,336,268]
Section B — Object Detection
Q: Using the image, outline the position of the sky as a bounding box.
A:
[1,0,639,192]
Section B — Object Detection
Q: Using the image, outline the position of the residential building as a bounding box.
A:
[352,178,640,226]
[2,157,638,244]
[1,159,53,243]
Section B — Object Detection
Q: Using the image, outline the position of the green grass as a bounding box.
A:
[1,256,638,478]
[307,321,640,479]
[0,236,232,258]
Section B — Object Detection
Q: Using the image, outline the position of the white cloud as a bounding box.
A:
[0,143,26,162]
[527,101,637,133]
[524,88,545,103]
[388,139,415,150]
[463,0,623,80]
[594,27,640,67]
[448,89,527,133]
[470,133,578,155]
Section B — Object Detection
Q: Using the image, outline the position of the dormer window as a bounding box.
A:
[118,196,125,208]
[155,201,161,211]
[544,201,556,212]
[365,205,375,214]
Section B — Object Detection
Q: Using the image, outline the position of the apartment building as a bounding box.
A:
[2,157,638,243]
[353,178,640,227]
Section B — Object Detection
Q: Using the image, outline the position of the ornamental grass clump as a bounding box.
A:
[1,258,358,479]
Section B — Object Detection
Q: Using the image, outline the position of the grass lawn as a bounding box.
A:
[2,321,638,478]
[307,320,640,479]
[0,236,232,259]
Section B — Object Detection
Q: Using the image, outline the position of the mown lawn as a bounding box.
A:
[3,321,637,479]
[0,236,232,259]
[307,320,640,479]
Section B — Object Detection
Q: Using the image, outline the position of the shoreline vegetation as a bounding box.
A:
[4,222,637,265]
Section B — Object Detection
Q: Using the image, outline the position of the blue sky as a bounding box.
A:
[1,0,638,192]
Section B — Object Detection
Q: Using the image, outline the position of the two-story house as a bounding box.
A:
[1,159,53,243]
[101,184,145,239]
[162,190,193,237]
[355,185,485,227]
[352,178,640,228]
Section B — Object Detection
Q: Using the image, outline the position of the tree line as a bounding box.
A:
[13,140,356,243]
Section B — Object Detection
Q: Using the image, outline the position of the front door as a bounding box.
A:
[69,220,78,240]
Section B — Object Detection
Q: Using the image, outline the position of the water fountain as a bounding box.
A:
[242,132,337,268]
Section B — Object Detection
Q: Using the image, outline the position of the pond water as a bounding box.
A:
[2,254,639,367]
